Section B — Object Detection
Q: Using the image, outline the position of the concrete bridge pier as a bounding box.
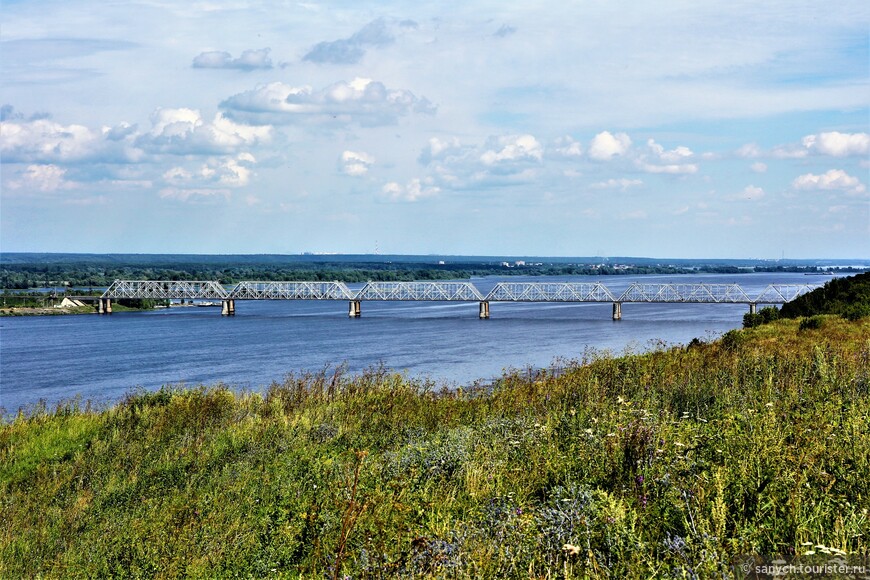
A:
[749,303,757,315]
[221,299,236,316]
[612,302,622,321]
[348,300,361,318]
[98,298,112,314]
[479,301,490,319]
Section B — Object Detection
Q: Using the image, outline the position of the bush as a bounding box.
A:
[842,303,870,321]
[742,312,762,328]
[759,306,779,323]
[799,316,824,331]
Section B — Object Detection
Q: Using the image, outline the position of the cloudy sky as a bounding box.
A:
[1,0,868,258]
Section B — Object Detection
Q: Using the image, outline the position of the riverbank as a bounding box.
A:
[0,304,154,317]
[1,316,868,577]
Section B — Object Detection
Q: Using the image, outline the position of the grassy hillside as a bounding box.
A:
[2,319,868,578]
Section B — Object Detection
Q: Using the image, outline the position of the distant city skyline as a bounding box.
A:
[1,1,868,258]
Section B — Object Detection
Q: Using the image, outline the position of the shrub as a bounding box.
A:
[799,316,824,331]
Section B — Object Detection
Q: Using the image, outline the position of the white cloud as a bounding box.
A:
[381,177,439,202]
[221,78,435,126]
[736,143,761,158]
[8,164,74,192]
[637,139,698,174]
[140,108,271,155]
[591,178,642,191]
[480,134,542,165]
[162,153,257,192]
[792,169,866,195]
[192,48,272,70]
[1,118,102,163]
[340,150,375,176]
[802,132,870,157]
[552,136,583,158]
[588,131,631,161]
[751,162,768,173]
[740,185,765,200]
[418,136,463,164]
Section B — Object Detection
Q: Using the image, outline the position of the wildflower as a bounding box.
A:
[563,543,581,556]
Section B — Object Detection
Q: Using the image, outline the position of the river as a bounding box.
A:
[0,272,828,415]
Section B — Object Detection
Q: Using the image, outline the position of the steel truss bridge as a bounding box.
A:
[98,280,819,319]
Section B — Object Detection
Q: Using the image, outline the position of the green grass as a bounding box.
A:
[2,318,868,578]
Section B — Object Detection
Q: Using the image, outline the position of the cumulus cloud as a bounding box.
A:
[162,153,257,194]
[221,77,435,126]
[792,169,866,195]
[7,164,74,192]
[588,131,631,161]
[304,19,394,65]
[802,132,870,157]
[381,177,439,202]
[138,108,271,154]
[637,139,697,174]
[1,117,104,162]
[418,136,463,165]
[591,178,642,191]
[340,150,374,176]
[552,136,583,158]
[192,48,273,70]
[480,134,542,165]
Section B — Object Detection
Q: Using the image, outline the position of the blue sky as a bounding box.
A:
[1,0,868,258]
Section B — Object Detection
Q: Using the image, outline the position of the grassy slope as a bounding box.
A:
[1,318,868,578]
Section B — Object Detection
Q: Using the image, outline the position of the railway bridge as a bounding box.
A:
[98,280,819,320]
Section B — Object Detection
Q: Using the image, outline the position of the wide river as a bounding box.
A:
[0,272,826,415]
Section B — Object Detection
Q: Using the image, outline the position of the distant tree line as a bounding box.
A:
[0,260,847,290]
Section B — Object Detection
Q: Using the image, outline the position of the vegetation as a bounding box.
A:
[0,294,161,316]
[2,318,868,578]
[743,273,870,329]
[780,272,870,321]
[2,253,860,289]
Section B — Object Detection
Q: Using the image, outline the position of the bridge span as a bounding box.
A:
[98,280,819,320]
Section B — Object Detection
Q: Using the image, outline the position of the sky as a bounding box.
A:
[1,0,868,259]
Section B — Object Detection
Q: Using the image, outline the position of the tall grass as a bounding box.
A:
[1,317,868,578]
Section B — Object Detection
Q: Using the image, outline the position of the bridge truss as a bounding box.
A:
[104,280,229,300]
[100,279,821,318]
[356,281,484,301]
[230,281,354,300]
